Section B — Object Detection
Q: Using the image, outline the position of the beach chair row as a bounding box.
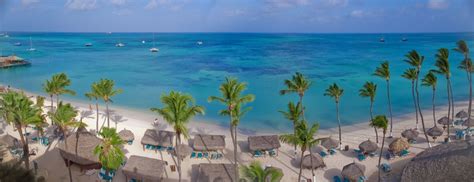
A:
[252,149,277,158]
[190,152,223,160]
[145,144,174,151]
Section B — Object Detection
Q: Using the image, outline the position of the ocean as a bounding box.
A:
[1,32,473,131]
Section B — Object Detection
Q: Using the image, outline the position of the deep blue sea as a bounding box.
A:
[1,32,473,131]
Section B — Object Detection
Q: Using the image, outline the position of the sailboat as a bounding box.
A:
[14,42,22,46]
[85,43,93,47]
[27,37,36,51]
[149,33,159,52]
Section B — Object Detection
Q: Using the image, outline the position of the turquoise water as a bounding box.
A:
[1,32,473,131]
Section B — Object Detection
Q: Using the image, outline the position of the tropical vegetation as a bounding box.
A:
[324,83,344,148]
[240,160,283,182]
[359,81,379,143]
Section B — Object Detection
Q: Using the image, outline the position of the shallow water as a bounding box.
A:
[1,32,473,131]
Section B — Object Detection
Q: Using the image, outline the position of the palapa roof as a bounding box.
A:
[193,134,226,151]
[0,134,20,148]
[341,162,366,182]
[122,155,166,181]
[358,139,378,153]
[389,138,410,154]
[141,129,175,147]
[462,118,474,127]
[437,116,452,125]
[456,110,468,118]
[198,163,237,182]
[320,137,339,149]
[401,140,474,182]
[427,126,443,138]
[302,154,326,169]
[175,144,192,158]
[248,135,281,151]
[401,129,419,140]
[58,131,102,165]
[118,129,134,142]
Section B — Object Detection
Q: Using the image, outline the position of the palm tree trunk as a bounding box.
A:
[469,71,472,133]
[299,95,305,120]
[50,95,54,125]
[233,126,239,182]
[298,149,305,182]
[432,88,437,127]
[415,74,430,147]
[176,134,182,182]
[387,80,393,138]
[67,160,73,182]
[447,78,453,142]
[308,145,315,181]
[378,130,386,182]
[411,82,419,129]
[293,121,297,154]
[370,101,378,143]
[446,78,451,142]
[17,125,30,169]
[106,102,110,128]
[336,101,342,148]
[95,101,99,132]
[56,94,59,106]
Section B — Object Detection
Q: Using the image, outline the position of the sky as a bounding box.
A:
[0,0,473,33]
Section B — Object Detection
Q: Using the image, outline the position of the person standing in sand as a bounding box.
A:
[153,118,158,126]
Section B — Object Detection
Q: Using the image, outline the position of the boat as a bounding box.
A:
[27,37,36,51]
[115,43,125,47]
[197,41,203,45]
[150,33,158,53]
[379,38,385,42]
[4,34,9,38]
[85,43,93,47]
[401,37,408,42]
[142,40,146,44]
[14,42,22,46]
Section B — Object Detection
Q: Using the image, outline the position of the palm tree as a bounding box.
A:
[324,83,344,148]
[405,50,430,147]
[422,71,438,127]
[208,77,255,182]
[240,160,283,182]
[48,102,80,182]
[151,91,204,182]
[280,72,312,118]
[402,68,419,129]
[85,82,100,132]
[454,40,472,132]
[95,79,122,128]
[279,101,303,153]
[42,79,56,115]
[373,61,394,137]
[94,127,125,181]
[279,120,320,182]
[371,115,388,182]
[43,73,76,114]
[0,162,36,182]
[433,48,453,142]
[359,81,379,143]
[0,91,42,169]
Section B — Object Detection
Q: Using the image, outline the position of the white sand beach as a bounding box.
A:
[0,86,469,182]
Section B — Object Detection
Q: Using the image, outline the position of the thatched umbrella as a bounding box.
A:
[341,162,366,182]
[426,126,443,139]
[175,144,192,159]
[462,118,474,127]
[320,137,339,150]
[58,131,102,168]
[401,129,419,140]
[437,116,452,126]
[198,163,237,182]
[401,140,474,182]
[193,134,226,151]
[358,139,378,153]
[389,138,410,154]
[248,135,281,152]
[118,129,134,142]
[456,110,468,119]
[122,155,166,181]
[301,154,326,169]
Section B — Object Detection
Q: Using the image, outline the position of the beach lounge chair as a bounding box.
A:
[381,163,392,172]
[320,151,328,157]
[197,152,203,159]
[354,149,361,153]
[167,146,174,151]
[456,130,465,140]
[369,152,377,157]
[210,153,216,160]
[41,137,49,146]
[329,149,336,155]
[357,153,366,161]
[127,141,133,145]
[254,150,263,157]
[333,176,342,182]
[191,152,197,159]
[145,144,152,150]
[358,176,367,182]
[217,153,223,159]
[203,152,209,158]
[129,179,137,182]
[269,149,276,157]
[400,149,409,157]
[343,178,350,182]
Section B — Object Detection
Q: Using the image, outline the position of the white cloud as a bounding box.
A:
[21,0,39,6]
[145,0,187,11]
[428,0,448,10]
[226,9,247,17]
[110,0,126,6]
[264,0,310,8]
[350,10,365,18]
[65,0,97,11]
[322,0,347,8]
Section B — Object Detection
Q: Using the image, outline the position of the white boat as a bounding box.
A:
[27,37,36,51]
[379,38,385,42]
[197,41,203,45]
[14,42,22,46]
[85,43,93,47]
[401,37,408,42]
[142,40,146,44]
[4,34,9,38]
[115,43,125,47]
[150,33,158,53]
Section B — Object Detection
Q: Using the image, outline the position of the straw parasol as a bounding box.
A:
[401,129,419,140]
[426,126,443,139]
[358,139,378,153]
[198,163,237,182]
[462,118,474,127]
[58,131,102,167]
[122,155,166,181]
[401,140,474,182]
[193,134,226,151]
[248,135,281,152]
[341,162,366,182]
[456,110,468,119]
[320,137,339,150]
[0,134,20,149]
[437,116,452,125]
[175,144,192,158]
[141,129,175,148]
[301,153,326,169]
[118,129,134,142]
[389,138,410,154]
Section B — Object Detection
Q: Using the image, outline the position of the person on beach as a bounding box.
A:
[153,118,158,126]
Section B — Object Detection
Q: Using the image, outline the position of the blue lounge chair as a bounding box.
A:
[329,149,336,155]
[127,141,133,145]
[381,163,391,172]
[357,154,366,161]
[191,152,197,158]
[358,176,367,182]
[167,146,174,151]
[320,151,328,157]
[354,149,361,153]
[145,144,152,150]
[217,153,223,159]
[269,149,276,157]
[203,152,209,158]
[129,179,137,182]
[400,149,409,157]
[41,137,49,146]
[343,178,350,182]
[197,152,203,159]
[333,176,342,182]
[369,152,377,157]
